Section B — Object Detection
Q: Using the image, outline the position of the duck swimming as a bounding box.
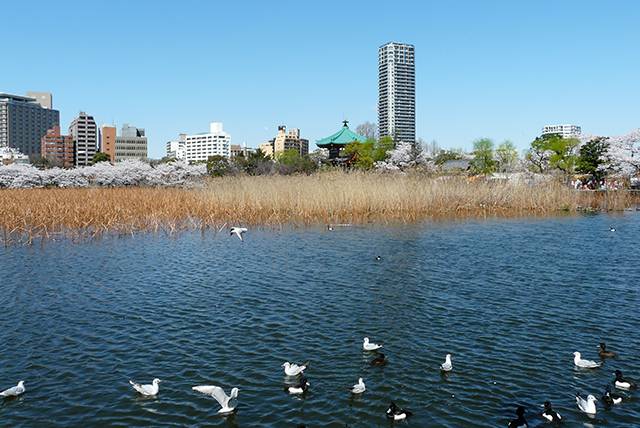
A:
[370,353,387,366]
[286,376,309,395]
[602,384,623,408]
[614,370,637,390]
[508,406,528,428]
[598,342,616,359]
[541,401,561,423]
[386,402,412,421]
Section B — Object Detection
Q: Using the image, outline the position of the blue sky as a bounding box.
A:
[2,0,639,158]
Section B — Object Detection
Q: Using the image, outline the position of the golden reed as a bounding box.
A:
[0,172,634,244]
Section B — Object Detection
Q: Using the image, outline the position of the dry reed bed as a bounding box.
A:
[0,172,633,244]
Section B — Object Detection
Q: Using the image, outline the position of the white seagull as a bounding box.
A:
[573,352,601,369]
[282,361,307,377]
[576,393,597,415]
[0,381,25,397]
[129,378,161,396]
[230,227,247,241]
[363,337,383,351]
[192,385,239,415]
[440,354,453,372]
[350,378,366,394]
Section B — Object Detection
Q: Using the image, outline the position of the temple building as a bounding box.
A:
[316,120,366,159]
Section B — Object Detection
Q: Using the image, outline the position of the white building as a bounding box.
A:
[378,42,416,144]
[166,134,186,160]
[183,122,231,163]
[542,124,581,139]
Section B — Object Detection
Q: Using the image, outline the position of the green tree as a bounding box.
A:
[342,136,395,170]
[470,138,496,175]
[275,149,317,175]
[528,134,579,176]
[91,152,111,165]
[495,140,519,172]
[206,155,231,177]
[433,149,463,165]
[373,136,395,162]
[577,137,609,181]
[32,156,51,169]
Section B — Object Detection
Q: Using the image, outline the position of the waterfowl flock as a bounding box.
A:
[2,227,638,425]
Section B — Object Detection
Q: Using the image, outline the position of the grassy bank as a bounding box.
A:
[0,172,636,244]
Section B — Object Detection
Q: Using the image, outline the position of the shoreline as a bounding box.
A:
[1,173,638,245]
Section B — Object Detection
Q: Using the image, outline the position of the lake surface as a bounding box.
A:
[1,214,639,427]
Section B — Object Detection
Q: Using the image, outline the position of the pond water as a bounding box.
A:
[1,214,639,427]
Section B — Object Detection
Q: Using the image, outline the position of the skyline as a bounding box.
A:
[2,0,639,158]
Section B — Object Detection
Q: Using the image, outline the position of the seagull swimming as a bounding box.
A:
[576,393,597,415]
[573,352,601,369]
[282,361,307,377]
[598,342,616,359]
[230,227,247,241]
[192,385,239,415]
[386,402,413,421]
[286,376,309,395]
[0,381,25,398]
[440,354,453,372]
[507,405,528,428]
[610,227,616,232]
[614,369,637,390]
[602,385,623,407]
[363,337,383,351]
[541,401,561,423]
[350,378,365,394]
[370,353,387,366]
[129,378,161,396]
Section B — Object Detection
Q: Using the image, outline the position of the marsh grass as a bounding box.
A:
[0,172,635,244]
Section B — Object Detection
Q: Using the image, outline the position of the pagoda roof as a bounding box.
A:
[316,121,367,147]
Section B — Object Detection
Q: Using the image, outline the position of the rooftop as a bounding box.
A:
[316,121,367,147]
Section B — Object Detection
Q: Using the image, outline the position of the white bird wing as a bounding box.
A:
[441,362,452,370]
[129,380,150,395]
[193,385,229,408]
[577,359,600,368]
[0,385,20,396]
[576,396,587,412]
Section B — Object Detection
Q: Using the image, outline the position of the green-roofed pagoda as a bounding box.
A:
[316,120,367,159]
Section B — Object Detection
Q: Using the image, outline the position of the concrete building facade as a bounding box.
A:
[115,124,147,162]
[0,92,60,158]
[41,125,74,168]
[69,112,97,167]
[542,124,582,139]
[378,42,416,144]
[100,125,116,163]
[166,134,186,160]
[260,126,309,158]
[230,144,254,158]
[183,122,231,163]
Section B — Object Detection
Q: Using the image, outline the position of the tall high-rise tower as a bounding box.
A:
[378,42,415,144]
[69,112,97,167]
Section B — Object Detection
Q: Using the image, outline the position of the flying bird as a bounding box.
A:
[350,378,365,394]
[440,354,453,372]
[282,361,307,377]
[576,393,597,415]
[230,227,247,241]
[363,337,383,351]
[0,381,25,398]
[573,352,601,369]
[129,378,161,396]
[192,385,239,415]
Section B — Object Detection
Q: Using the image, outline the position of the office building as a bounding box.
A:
[115,124,147,161]
[166,134,186,160]
[230,144,254,158]
[542,124,582,139]
[259,126,309,158]
[378,42,416,144]
[183,122,231,163]
[100,124,116,162]
[69,112,97,167]
[41,125,74,168]
[0,92,60,158]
